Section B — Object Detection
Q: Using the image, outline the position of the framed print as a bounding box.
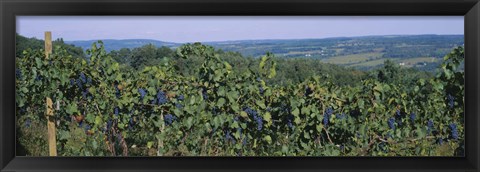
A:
[1,0,480,172]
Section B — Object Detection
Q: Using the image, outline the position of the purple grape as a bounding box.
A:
[427,120,434,134]
[323,107,333,127]
[177,95,184,101]
[164,114,177,125]
[449,123,458,140]
[138,88,146,100]
[409,112,416,122]
[156,90,167,105]
[447,94,455,109]
[388,118,395,130]
[16,69,22,80]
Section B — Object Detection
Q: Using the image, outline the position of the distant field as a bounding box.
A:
[346,57,438,68]
[284,50,324,55]
[323,52,384,65]
[348,58,391,68]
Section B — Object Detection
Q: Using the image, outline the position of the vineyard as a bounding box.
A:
[16,41,464,156]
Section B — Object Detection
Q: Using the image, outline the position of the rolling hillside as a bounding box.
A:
[66,34,464,71]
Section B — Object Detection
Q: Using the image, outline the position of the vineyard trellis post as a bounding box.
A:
[45,31,57,156]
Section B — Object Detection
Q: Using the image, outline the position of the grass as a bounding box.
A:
[323,52,384,65]
[348,58,392,68]
[346,57,438,68]
[285,50,326,55]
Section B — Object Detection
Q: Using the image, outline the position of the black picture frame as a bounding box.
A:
[1,0,479,172]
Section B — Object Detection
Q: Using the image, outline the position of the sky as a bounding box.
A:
[16,16,464,43]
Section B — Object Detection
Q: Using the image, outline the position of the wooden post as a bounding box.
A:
[45,31,57,156]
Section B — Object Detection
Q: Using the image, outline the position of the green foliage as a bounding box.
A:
[16,33,85,59]
[107,43,366,86]
[16,116,48,156]
[16,41,464,156]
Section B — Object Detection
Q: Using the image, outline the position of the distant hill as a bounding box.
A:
[203,34,464,72]
[64,34,464,72]
[67,35,463,57]
[66,39,180,52]
[204,34,464,58]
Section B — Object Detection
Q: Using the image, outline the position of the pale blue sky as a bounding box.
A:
[17,16,464,43]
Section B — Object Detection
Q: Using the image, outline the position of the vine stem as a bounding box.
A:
[323,127,334,144]
[180,128,191,144]
[202,138,209,155]
[94,103,102,115]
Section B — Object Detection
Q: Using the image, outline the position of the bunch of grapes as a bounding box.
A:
[225,130,235,144]
[156,90,168,105]
[82,88,92,99]
[72,73,93,100]
[114,107,119,116]
[138,88,147,101]
[15,69,22,80]
[74,72,91,99]
[201,87,208,100]
[449,123,458,140]
[253,115,263,131]
[395,109,403,126]
[447,94,455,109]
[79,72,87,84]
[287,114,294,129]
[177,95,185,101]
[437,138,444,145]
[427,120,434,134]
[76,78,83,89]
[259,86,264,95]
[323,107,333,127]
[244,107,263,130]
[280,104,293,129]
[388,118,395,130]
[164,114,177,125]
[409,112,416,123]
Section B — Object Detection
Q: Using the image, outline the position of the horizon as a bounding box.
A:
[18,33,465,44]
[17,16,464,43]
